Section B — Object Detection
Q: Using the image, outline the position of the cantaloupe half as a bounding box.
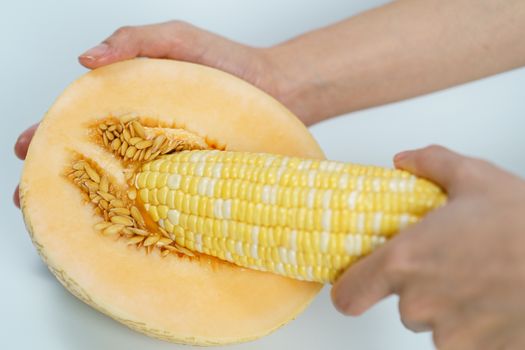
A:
[20,59,324,345]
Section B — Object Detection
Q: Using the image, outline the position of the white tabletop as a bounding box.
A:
[1,1,524,349]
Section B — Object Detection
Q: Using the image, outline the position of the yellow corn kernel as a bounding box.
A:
[135,150,446,283]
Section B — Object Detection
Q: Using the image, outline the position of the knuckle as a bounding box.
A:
[166,20,192,34]
[166,19,186,28]
[411,145,445,171]
[113,25,135,37]
[419,144,448,160]
[451,157,481,183]
[469,158,498,175]
[163,20,196,48]
[423,144,447,154]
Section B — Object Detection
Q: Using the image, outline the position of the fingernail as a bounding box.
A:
[80,43,109,60]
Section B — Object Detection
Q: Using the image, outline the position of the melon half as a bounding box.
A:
[20,59,324,345]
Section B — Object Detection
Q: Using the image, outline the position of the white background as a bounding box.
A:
[1,1,524,349]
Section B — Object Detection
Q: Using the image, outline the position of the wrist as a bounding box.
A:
[261,45,329,126]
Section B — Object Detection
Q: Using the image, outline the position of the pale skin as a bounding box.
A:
[13,1,525,348]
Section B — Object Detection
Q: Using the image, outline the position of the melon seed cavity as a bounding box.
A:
[66,116,216,258]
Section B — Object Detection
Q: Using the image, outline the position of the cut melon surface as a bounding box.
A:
[20,59,325,345]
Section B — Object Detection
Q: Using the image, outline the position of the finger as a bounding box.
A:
[14,124,39,160]
[397,286,444,333]
[331,242,401,316]
[13,185,20,208]
[394,145,470,195]
[78,21,243,70]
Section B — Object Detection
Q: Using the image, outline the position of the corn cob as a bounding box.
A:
[134,150,446,283]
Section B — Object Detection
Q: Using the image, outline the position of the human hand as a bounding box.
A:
[13,124,39,208]
[332,145,525,350]
[77,21,286,101]
[13,20,311,208]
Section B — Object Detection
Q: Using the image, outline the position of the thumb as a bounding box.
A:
[394,145,470,195]
[78,21,247,70]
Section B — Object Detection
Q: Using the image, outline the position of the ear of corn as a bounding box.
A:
[134,150,446,283]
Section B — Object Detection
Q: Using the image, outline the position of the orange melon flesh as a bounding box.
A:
[20,59,324,345]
